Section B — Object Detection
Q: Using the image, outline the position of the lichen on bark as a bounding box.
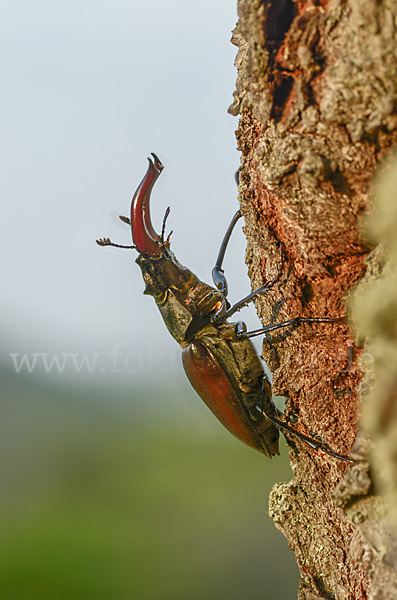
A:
[229,0,397,598]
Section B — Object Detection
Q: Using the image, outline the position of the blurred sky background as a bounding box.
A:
[0,0,266,384]
[0,2,299,598]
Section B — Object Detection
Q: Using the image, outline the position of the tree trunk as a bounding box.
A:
[229,1,397,598]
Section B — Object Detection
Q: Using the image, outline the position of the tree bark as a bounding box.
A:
[229,1,397,598]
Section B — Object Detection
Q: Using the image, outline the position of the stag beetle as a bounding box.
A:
[97,153,352,463]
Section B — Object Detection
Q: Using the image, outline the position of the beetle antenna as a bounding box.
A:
[96,237,136,250]
[119,215,131,226]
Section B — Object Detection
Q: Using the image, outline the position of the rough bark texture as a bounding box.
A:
[229,1,397,598]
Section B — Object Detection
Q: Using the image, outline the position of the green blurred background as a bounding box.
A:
[0,366,298,599]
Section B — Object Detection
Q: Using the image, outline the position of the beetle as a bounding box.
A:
[97,153,352,462]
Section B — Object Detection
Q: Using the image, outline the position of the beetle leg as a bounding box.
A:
[212,244,285,327]
[256,384,353,463]
[235,321,247,335]
[212,170,242,296]
[212,210,242,297]
[238,316,345,339]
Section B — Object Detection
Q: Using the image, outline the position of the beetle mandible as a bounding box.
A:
[97,153,352,463]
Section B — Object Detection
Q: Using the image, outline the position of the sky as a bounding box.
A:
[1,0,267,383]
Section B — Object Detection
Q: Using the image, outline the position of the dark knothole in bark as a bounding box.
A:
[263,0,297,52]
[270,75,294,120]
